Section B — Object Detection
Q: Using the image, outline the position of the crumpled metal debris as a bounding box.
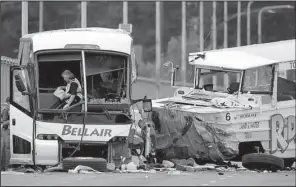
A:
[151,107,239,162]
[107,163,116,171]
[68,165,102,174]
[44,163,64,172]
[6,165,42,174]
[0,171,26,175]
[162,160,174,168]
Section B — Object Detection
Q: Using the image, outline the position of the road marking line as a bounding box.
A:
[210,181,216,183]
[219,178,226,180]
[228,176,233,178]
[202,184,209,186]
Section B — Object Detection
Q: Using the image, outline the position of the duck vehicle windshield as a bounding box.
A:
[8,27,149,167]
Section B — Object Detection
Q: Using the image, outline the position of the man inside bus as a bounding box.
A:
[51,70,82,110]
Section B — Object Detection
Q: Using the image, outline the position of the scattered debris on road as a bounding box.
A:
[68,165,102,174]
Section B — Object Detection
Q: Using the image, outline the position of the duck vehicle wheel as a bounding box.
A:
[242,153,284,172]
[62,157,107,172]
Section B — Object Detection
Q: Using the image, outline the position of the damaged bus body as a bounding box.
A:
[151,39,296,170]
[8,26,152,169]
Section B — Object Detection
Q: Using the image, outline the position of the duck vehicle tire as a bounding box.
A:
[62,157,107,172]
[242,153,284,172]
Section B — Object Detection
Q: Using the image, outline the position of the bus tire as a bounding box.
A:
[1,136,7,171]
[62,157,107,172]
[242,153,284,172]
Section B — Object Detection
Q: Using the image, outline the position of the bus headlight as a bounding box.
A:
[37,134,59,140]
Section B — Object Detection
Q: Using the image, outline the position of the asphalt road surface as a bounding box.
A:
[1,170,295,186]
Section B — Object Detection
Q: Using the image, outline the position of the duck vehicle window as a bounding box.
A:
[195,68,241,93]
[241,65,275,94]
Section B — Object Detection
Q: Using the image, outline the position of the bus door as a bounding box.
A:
[9,66,34,165]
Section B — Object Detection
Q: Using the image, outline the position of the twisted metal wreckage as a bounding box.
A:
[149,98,241,164]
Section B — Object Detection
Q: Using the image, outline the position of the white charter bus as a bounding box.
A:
[7,26,151,170]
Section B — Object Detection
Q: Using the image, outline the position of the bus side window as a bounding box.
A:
[277,61,296,102]
[11,70,31,112]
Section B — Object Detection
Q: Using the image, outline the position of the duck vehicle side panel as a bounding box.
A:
[152,99,295,162]
[151,99,285,161]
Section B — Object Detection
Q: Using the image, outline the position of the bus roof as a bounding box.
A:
[21,27,133,54]
[189,39,295,70]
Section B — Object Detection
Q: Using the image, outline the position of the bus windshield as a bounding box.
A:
[37,51,128,111]
[36,50,129,124]
[85,52,128,103]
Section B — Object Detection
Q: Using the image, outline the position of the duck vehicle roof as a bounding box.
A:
[21,27,133,54]
[189,39,296,71]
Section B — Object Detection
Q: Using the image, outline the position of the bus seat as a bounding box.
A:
[39,92,59,109]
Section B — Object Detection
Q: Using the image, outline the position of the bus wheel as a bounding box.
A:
[1,137,7,171]
[242,153,284,172]
[62,157,107,172]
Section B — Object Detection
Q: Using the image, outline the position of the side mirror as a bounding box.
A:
[164,61,179,87]
[142,98,152,112]
[14,74,27,93]
[170,66,179,87]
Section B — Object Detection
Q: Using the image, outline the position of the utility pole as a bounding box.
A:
[199,2,204,51]
[212,1,217,50]
[223,1,228,48]
[81,1,87,28]
[181,1,187,86]
[123,1,128,23]
[39,1,44,31]
[237,1,241,46]
[155,2,162,99]
[22,1,28,36]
